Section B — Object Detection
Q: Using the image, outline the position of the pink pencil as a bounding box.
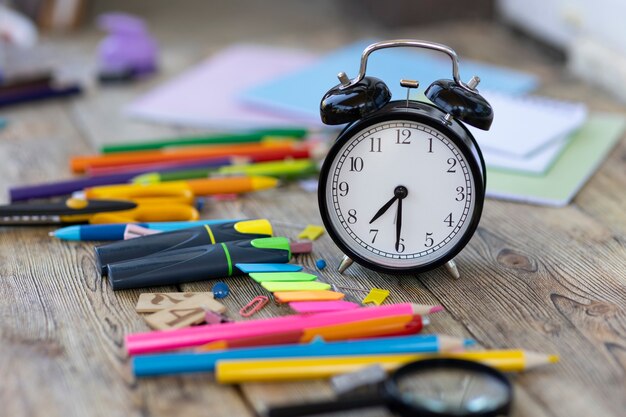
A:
[126,303,440,355]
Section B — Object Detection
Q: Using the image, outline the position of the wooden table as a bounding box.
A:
[1,8,624,417]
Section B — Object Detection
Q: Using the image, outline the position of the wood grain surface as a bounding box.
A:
[0,3,624,417]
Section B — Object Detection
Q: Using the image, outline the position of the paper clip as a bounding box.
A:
[239,296,269,317]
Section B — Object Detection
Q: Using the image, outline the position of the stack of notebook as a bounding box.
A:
[125,42,625,207]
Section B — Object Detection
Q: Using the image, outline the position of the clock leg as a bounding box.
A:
[445,259,460,279]
[337,255,354,273]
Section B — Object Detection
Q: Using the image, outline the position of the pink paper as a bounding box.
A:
[125,44,318,129]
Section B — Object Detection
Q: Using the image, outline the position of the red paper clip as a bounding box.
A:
[239,296,269,317]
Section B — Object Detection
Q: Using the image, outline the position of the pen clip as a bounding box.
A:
[239,296,269,317]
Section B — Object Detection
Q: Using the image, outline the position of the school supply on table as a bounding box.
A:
[9,157,229,201]
[240,40,537,124]
[124,44,316,129]
[0,82,82,108]
[103,128,308,153]
[215,349,560,383]
[236,263,303,273]
[297,225,325,240]
[469,92,588,159]
[211,282,230,299]
[107,237,291,290]
[132,334,472,377]
[362,288,390,305]
[266,358,513,417]
[71,142,312,173]
[97,13,158,82]
[50,219,240,241]
[143,294,225,330]
[0,198,197,225]
[288,301,360,314]
[94,219,272,273]
[486,113,626,206]
[83,176,278,201]
[274,291,345,303]
[249,272,317,282]
[239,296,269,317]
[126,303,431,355]
[261,281,331,292]
[135,292,218,313]
[132,159,318,184]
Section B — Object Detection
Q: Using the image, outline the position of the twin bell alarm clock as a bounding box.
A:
[317,40,494,279]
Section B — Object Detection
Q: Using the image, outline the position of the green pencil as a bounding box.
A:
[132,159,318,184]
[101,128,308,154]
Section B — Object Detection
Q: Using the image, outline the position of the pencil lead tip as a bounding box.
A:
[549,354,560,363]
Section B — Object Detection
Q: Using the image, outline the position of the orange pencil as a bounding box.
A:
[84,176,279,199]
[70,142,311,173]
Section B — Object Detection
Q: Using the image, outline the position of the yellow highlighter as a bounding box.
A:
[215,350,560,383]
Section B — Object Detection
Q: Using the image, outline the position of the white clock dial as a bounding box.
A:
[324,120,477,269]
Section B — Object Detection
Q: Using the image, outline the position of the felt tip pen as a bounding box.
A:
[95,219,273,274]
[107,237,291,290]
[50,219,241,241]
[132,335,474,377]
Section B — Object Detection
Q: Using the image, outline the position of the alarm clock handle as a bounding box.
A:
[336,39,475,93]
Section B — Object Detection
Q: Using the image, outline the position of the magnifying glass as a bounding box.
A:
[267,358,513,417]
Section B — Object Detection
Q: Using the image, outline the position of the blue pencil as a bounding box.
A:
[50,219,240,241]
[132,334,475,377]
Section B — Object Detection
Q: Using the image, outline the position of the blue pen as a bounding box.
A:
[50,219,240,241]
[132,334,475,377]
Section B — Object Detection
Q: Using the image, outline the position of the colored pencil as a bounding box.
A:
[132,335,473,377]
[101,128,308,153]
[215,350,560,383]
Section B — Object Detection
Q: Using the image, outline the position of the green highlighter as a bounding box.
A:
[107,237,291,290]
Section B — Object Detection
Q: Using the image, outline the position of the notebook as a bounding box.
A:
[469,92,588,158]
[125,44,317,129]
[241,40,539,122]
[486,113,625,206]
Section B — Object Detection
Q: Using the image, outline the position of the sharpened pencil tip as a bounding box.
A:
[549,354,560,363]
[429,305,444,314]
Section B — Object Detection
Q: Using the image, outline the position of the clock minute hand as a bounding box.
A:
[395,197,403,251]
[369,195,398,224]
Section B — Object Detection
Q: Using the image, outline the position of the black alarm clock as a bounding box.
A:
[317,40,493,278]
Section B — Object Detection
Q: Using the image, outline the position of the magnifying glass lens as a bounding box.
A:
[396,367,510,415]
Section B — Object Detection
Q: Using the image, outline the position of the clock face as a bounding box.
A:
[321,119,479,270]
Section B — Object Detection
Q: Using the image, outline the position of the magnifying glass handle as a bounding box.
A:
[268,395,386,417]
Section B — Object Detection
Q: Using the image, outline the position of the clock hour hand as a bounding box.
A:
[395,197,403,251]
[369,195,397,224]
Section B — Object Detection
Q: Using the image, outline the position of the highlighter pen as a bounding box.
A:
[50,219,240,241]
[106,237,291,290]
[132,335,474,377]
[95,219,272,274]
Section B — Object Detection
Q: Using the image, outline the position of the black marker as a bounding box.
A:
[107,237,291,290]
[94,219,272,274]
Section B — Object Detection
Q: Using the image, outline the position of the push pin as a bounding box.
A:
[400,79,419,108]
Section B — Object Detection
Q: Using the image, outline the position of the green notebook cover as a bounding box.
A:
[486,113,625,207]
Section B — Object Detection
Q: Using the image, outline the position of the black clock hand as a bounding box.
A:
[395,197,403,251]
[369,195,397,224]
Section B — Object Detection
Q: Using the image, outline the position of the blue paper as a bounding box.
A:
[241,40,539,122]
[235,263,303,273]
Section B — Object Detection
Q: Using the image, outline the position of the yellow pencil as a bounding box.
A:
[215,350,559,383]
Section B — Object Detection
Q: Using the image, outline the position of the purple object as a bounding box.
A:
[9,157,231,202]
[97,13,158,76]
